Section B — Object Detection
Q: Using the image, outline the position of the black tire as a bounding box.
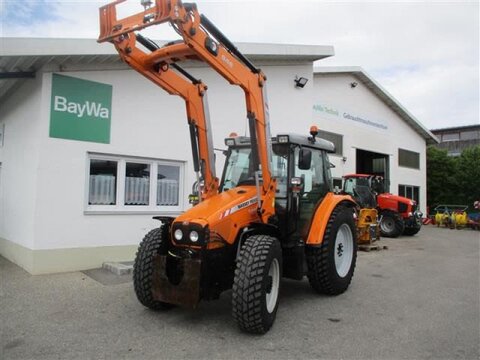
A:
[133,227,174,310]
[232,235,282,334]
[306,205,357,295]
[403,222,422,236]
[379,210,405,238]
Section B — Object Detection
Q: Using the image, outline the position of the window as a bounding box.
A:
[125,162,150,206]
[221,145,289,198]
[294,148,329,200]
[332,178,343,192]
[399,184,420,206]
[0,123,4,147]
[157,164,180,206]
[89,159,117,205]
[294,148,330,239]
[318,130,343,156]
[460,130,479,141]
[87,154,184,212]
[398,148,420,169]
[441,132,459,141]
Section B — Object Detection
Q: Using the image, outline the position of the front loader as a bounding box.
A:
[98,0,358,334]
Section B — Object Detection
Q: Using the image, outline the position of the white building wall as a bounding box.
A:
[0,76,44,249]
[313,73,427,213]
[33,70,191,251]
[32,62,314,252]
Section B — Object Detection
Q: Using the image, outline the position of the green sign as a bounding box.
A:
[49,74,112,143]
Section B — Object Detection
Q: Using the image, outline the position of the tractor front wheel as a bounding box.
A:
[379,210,405,238]
[232,235,282,334]
[306,206,357,295]
[133,227,174,310]
[403,216,422,236]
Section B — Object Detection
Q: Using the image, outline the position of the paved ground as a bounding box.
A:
[1,226,479,360]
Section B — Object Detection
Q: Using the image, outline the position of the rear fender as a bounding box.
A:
[306,193,356,245]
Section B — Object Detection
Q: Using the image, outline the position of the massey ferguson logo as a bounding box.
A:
[221,54,233,68]
[220,197,257,219]
[53,96,110,119]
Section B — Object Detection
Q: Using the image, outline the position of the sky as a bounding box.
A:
[1,0,478,130]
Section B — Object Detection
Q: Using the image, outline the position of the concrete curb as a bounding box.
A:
[102,261,133,276]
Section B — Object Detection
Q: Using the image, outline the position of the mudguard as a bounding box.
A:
[306,192,356,245]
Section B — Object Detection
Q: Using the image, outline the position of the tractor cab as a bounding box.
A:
[221,131,336,245]
[343,174,383,209]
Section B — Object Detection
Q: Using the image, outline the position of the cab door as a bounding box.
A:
[293,148,330,240]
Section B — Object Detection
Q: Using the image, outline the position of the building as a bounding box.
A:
[0,39,436,274]
[430,124,480,156]
[313,67,438,208]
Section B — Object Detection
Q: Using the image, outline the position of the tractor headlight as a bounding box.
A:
[172,223,205,245]
[189,231,199,242]
[174,229,183,241]
[278,135,289,143]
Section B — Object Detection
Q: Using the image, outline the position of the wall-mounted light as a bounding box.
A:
[294,76,308,88]
[350,82,358,88]
[342,156,347,162]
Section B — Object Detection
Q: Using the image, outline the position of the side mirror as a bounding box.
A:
[298,148,312,170]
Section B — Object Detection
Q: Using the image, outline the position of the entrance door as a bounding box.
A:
[356,149,390,192]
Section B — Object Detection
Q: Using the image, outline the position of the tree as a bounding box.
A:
[455,145,480,210]
[427,145,480,211]
[426,146,457,208]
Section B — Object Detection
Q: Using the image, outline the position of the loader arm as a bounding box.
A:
[100,28,218,199]
[98,0,276,222]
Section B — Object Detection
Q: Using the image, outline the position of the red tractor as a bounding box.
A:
[343,174,423,238]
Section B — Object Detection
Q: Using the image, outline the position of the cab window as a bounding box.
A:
[294,148,329,202]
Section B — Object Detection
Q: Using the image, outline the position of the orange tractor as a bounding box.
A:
[98,0,358,334]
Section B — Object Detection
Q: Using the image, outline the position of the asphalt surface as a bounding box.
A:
[1,226,479,360]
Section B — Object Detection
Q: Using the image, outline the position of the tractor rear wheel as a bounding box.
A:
[306,206,357,295]
[232,235,282,334]
[133,227,174,310]
[379,210,405,238]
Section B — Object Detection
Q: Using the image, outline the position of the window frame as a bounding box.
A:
[398,184,420,206]
[398,148,420,170]
[317,130,343,157]
[85,152,185,214]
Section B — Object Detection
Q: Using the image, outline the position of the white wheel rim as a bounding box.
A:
[334,224,354,278]
[266,258,280,313]
[381,217,395,233]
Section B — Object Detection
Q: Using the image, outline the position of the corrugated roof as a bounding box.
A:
[0,38,334,103]
[431,124,480,133]
[314,66,439,145]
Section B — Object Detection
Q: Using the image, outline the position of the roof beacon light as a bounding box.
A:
[229,132,238,138]
[309,125,319,143]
